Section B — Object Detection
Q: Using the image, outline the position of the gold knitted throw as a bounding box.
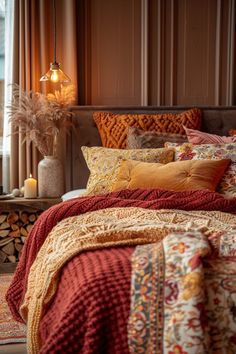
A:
[20,207,236,354]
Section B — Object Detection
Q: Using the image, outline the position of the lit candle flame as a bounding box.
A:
[29,173,32,178]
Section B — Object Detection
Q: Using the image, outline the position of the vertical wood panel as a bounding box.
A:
[90,0,141,105]
[176,0,217,105]
[226,0,235,105]
[169,0,176,105]
[149,0,165,105]
[80,0,236,107]
[141,0,148,105]
[215,0,222,105]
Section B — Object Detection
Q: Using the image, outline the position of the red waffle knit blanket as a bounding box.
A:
[6,189,236,353]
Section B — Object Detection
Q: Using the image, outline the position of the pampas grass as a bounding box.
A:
[8,84,75,156]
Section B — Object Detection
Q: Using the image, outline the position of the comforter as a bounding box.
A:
[6,188,236,354]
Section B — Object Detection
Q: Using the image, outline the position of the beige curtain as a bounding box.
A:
[10,0,78,190]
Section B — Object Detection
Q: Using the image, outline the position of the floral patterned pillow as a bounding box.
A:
[165,142,236,198]
[82,146,174,195]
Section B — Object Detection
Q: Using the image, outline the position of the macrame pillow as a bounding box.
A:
[93,108,202,149]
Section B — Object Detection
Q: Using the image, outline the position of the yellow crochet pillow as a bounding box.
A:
[82,146,175,195]
[93,108,202,149]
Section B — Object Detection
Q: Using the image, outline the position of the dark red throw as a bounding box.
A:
[6,188,236,353]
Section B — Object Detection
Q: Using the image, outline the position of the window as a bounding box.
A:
[0,0,5,138]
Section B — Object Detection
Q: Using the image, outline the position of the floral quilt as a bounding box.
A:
[129,230,236,354]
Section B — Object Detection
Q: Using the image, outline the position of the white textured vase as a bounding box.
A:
[38,156,64,198]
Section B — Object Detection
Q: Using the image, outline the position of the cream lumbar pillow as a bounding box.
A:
[111,159,231,193]
[81,146,175,195]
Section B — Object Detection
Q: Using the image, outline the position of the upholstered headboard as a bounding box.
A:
[66,106,236,190]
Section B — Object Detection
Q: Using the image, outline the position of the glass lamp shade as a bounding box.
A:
[40,62,71,83]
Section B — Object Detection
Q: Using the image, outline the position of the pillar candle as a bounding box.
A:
[24,174,37,198]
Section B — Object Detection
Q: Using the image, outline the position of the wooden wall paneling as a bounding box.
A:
[215,0,235,105]
[77,0,91,105]
[233,1,236,104]
[148,0,165,105]
[78,0,236,107]
[219,0,230,105]
[169,0,176,105]
[215,0,222,105]
[226,0,235,105]
[90,0,142,105]
[141,0,148,105]
[176,0,217,105]
[163,0,176,105]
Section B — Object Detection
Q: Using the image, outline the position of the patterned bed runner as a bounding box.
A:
[129,230,236,354]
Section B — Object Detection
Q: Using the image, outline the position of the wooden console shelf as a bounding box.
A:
[0,197,62,211]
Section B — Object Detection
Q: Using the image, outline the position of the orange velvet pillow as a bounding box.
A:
[112,159,230,192]
[93,108,202,149]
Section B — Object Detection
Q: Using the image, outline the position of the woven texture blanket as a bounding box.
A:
[6,188,236,322]
[20,207,236,353]
[6,189,236,353]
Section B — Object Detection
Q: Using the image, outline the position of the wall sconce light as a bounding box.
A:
[40,0,71,83]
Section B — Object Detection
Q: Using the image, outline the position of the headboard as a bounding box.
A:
[66,106,236,190]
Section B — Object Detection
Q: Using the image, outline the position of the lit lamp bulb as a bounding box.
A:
[51,69,59,83]
[40,62,71,83]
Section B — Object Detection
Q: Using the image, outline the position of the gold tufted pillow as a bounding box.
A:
[165,142,236,198]
[112,159,231,193]
[93,108,202,149]
[82,146,175,195]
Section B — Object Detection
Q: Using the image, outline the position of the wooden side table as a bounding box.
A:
[0,197,61,273]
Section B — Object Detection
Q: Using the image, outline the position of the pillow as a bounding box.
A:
[93,108,202,149]
[165,142,236,198]
[184,126,236,144]
[61,189,87,201]
[81,146,174,195]
[229,129,236,136]
[127,127,188,149]
[112,159,231,193]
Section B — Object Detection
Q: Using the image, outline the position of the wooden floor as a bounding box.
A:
[0,343,26,354]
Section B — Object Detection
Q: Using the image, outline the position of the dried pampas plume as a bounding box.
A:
[47,84,76,108]
[7,84,75,156]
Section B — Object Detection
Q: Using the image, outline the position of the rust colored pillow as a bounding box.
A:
[229,129,236,136]
[127,127,188,149]
[93,108,202,149]
[112,159,231,192]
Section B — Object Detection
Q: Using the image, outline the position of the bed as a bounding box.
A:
[6,106,236,354]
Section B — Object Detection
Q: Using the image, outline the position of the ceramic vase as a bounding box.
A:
[38,156,64,198]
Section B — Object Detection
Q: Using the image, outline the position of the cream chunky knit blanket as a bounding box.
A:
[20,207,236,353]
